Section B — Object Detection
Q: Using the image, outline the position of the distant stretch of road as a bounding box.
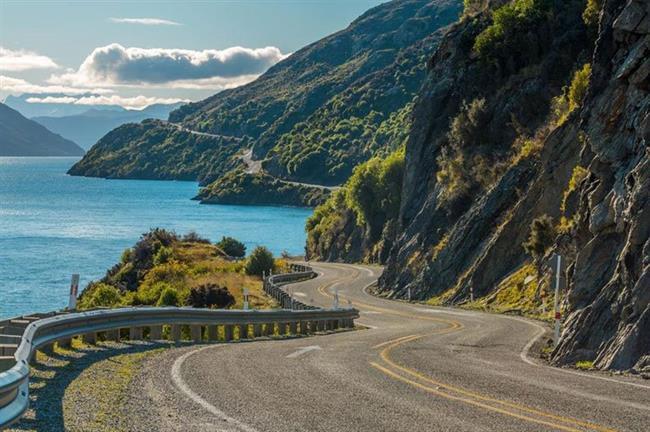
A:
[166,122,340,191]
[125,263,649,432]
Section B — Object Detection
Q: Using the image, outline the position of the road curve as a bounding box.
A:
[125,263,650,432]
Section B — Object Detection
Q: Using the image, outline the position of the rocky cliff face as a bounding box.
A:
[552,0,649,372]
[367,0,649,371]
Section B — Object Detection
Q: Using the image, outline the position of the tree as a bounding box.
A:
[157,287,180,306]
[217,236,246,258]
[245,246,275,276]
[186,284,235,308]
[523,215,556,274]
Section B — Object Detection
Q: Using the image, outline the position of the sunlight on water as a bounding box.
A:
[0,157,313,319]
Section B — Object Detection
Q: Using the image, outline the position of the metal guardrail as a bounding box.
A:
[263,264,319,310]
[0,266,358,429]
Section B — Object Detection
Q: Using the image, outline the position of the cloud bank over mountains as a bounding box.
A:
[0,47,58,71]
[1,43,288,109]
[49,44,289,87]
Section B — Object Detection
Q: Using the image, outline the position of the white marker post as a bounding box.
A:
[333,287,339,309]
[68,274,80,310]
[553,254,563,346]
[243,288,250,310]
[407,287,411,302]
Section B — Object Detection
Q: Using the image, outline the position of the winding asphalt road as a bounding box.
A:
[126,263,650,432]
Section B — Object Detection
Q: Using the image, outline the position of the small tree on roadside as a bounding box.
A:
[524,214,556,276]
[245,246,275,276]
[186,284,235,308]
[217,236,246,258]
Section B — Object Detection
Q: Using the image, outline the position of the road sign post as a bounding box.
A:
[68,274,79,310]
[243,288,250,310]
[552,254,563,346]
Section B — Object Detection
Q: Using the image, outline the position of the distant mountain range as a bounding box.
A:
[32,103,185,150]
[0,103,85,156]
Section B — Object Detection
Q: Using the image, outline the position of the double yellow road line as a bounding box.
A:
[311,265,617,431]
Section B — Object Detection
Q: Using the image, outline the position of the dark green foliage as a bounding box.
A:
[523,215,556,263]
[69,1,462,190]
[105,228,178,292]
[68,120,243,185]
[216,236,246,258]
[182,231,211,243]
[197,169,329,207]
[245,246,275,276]
[77,283,122,309]
[186,284,235,308]
[473,0,553,72]
[346,148,405,240]
[306,148,405,262]
[156,287,180,306]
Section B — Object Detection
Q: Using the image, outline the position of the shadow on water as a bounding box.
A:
[7,340,176,432]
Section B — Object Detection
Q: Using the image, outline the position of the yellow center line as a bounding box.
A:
[370,362,584,432]
[372,334,421,349]
[374,335,618,432]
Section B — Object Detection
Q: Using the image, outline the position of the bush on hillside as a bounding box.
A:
[473,0,552,71]
[186,283,235,308]
[552,63,591,125]
[78,283,123,309]
[523,215,555,273]
[157,287,180,306]
[216,236,246,258]
[245,246,275,276]
[182,231,211,243]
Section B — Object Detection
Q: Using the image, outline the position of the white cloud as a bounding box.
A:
[25,94,188,110]
[0,47,59,71]
[0,75,113,95]
[109,17,181,26]
[48,43,289,88]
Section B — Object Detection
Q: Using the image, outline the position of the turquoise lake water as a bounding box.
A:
[0,157,313,319]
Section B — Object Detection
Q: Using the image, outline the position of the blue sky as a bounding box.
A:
[0,0,385,108]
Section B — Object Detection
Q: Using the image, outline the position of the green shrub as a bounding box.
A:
[156,287,180,306]
[153,246,173,265]
[346,148,405,240]
[523,215,555,270]
[552,63,592,125]
[245,246,275,276]
[182,231,211,243]
[473,0,552,68]
[78,283,123,309]
[216,236,246,258]
[186,283,235,308]
[582,0,601,26]
[561,165,589,211]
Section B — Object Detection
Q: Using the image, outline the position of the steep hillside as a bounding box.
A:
[33,103,184,150]
[69,0,463,202]
[0,103,85,156]
[307,0,649,372]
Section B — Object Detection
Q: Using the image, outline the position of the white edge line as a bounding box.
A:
[171,345,260,432]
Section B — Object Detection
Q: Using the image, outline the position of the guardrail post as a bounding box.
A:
[223,325,233,342]
[289,321,298,335]
[317,320,326,332]
[129,327,143,340]
[58,337,72,349]
[190,325,202,343]
[149,325,162,341]
[299,321,309,335]
[253,324,262,338]
[239,324,249,340]
[106,329,120,342]
[82,332,97,344]
[207,325,218,341]
[264,323,274,336]
[277,322,286,336]
[171,325,181,343]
